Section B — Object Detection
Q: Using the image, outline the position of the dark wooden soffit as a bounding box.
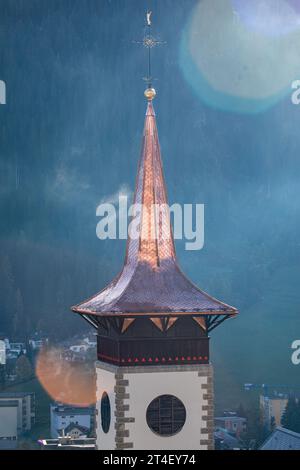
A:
[76,311,236,334]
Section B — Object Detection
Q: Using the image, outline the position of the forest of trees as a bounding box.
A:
[281,397,300,433]
[0,237,118,341]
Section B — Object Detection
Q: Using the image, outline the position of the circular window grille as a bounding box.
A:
[100,392,111,434]
[146,394,186,436]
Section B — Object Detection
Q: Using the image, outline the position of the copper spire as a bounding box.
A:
[72,95,237,323]
[71,14,238,330]
[126,99,175,268]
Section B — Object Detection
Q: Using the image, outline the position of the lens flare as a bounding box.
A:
[231,0,300,37]
[288,0,300,14]
[36,346,96,406]
[180,0,300,113]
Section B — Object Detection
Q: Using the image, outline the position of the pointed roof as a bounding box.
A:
[72,92,237,320]
[260,427,300,450]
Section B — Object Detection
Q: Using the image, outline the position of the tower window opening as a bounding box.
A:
[101,392,111,434]
[146,394,186,436]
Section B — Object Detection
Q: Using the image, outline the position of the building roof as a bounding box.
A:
[215,416,246,422]
[51,404,94,416]
[260,427,300,450]
[0,400,19,407]
[214,428,244,449]
[0,392,33,398]
[72,95,238,327]
[63,423,90,435]
[38,437,95,450]
[261,394,289,400]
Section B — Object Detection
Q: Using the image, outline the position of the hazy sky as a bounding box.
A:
[1,0,300,406]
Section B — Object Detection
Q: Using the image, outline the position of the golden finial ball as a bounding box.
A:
[144,87,156,101]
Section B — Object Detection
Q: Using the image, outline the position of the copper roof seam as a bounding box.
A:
[151,129,160,267]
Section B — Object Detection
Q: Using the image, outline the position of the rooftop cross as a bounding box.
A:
[133,11,166,100]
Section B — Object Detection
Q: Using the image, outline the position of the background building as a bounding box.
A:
[63,422,90,438]
[0,392,35,449]
[260,394,288,430]
[50,403,95,438]
[214,427,245,450]
[0,400,18,449]
[260,426,300,450]
[38,435,95,450]
[214,415,246,438]
[0,337,6,388]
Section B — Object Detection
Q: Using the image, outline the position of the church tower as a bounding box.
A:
[71,13,238,450]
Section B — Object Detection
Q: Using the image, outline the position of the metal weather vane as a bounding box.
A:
[146,10,152,26]
[133,11,166,90]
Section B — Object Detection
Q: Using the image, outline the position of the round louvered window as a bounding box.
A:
[146,394,186,436]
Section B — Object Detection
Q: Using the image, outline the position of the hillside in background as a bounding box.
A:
[1,0,300,404]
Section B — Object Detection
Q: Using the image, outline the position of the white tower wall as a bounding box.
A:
[96,361,214,450]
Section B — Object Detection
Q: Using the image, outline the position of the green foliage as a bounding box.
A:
[15,355,33,381]
[281,397,300,433]
[236,401,270,449]
[236,403,247,418]
[270,416,276,432]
